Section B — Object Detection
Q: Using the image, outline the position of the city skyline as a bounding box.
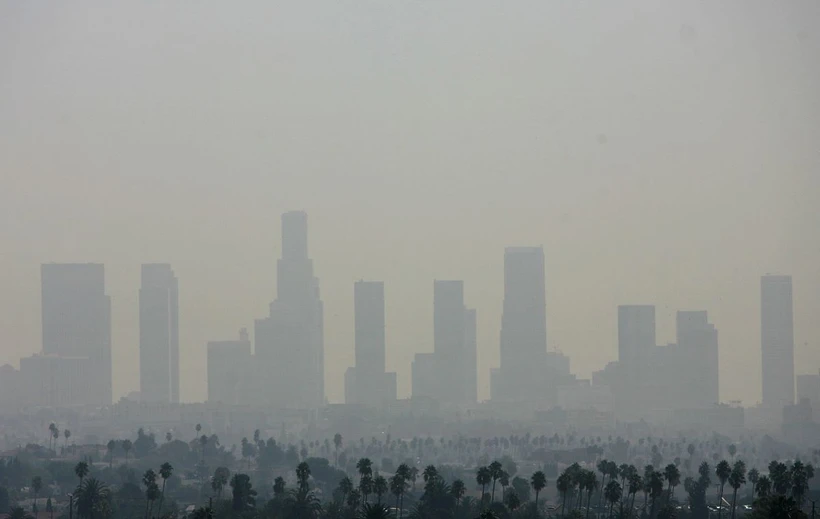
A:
[1,1,818,406]
[8,229,813,410]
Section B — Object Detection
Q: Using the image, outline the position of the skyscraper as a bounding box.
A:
[345,281,396,406]
[761,275,795,408]
[254,211,325,409]
[411,280,477,404]
[207,329,252,405]
[434,280,476,404]
[617,305,656,364]
[492,247,547,403]
[676,310,719,408]
[139,263,179,403]
[41,263,111,406]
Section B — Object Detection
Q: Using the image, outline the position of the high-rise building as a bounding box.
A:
[254,212,324,409]
[345,281,396,406]
[617,305,656,364]
[410,280,477,404]
[492,247,548,403]
[41,263,111,406]
[761,275,795,408]
[207,329,252,405]
[139,264,179,403]
[676,311,719,408]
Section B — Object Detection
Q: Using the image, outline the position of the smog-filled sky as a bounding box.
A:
[1,1,818,405]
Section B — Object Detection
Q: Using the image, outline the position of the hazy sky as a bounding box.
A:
[1,1,818,405]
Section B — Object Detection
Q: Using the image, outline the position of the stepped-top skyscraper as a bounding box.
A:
[412,280,477,404]
[41,263,112,406]
[254,211,325,409]
[139,263,179,403]
[761,275,795,408]
[345,281,396,406]
[491,247,547,403]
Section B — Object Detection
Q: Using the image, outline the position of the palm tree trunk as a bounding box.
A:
[561,493,566,518]
[586,491,593,519]
[650,496,656,519]
[535,491,539,510]
[731,488,738,519]
[598,475,606,510]
[718,485,725,519]
[158,481,167,518]
[491,480,497,502]
[609,501,614,519]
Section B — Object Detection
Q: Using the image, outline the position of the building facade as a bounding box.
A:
[207,329,252,405]
[41,263,111,405]
[761,275,795,408]
[254,212,325,409]
[139,263,179,403]
[345,281,396,406]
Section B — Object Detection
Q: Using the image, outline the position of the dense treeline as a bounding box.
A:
[1,426,818,519]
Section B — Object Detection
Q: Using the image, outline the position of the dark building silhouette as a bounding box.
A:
[345,281,396,406]
[412,280,477,404]
[41,263,111,406]
[207,329,252,405]
[139,263,179,403]
[491,247,548,403]
[254,211,325,409]
[761,275,795,408]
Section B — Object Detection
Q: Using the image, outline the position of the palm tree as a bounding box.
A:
[64,429,71,453]
[142,470,158,519]
[75,478,110,519]
[604,480,622,519]
[389,475,406,519]
[360,475,373,504]
[476,466,491,506]
[716,460,731,519]
[755,476,771,498]
[748,468,760,498]
[648,472,664,519]
[626,473,642,519]
[333,433,343,467]
[199,435,208,463]
[106,440,116,469]
[157,462,173,517]
[663,463,680,503]
[582,470,599,519]
[122,439,133,466]
[531,471,547,509]
[728,460,746,519]
[48,423,57,451]
[358,503,391,519]
[212,467,230,500]
[451,479,466,510]
[489,461,503,502]
[75,461,90,486]
[373,475,388,505]
[597,460,610,510]
[296,462,312,492]
[195,423,202,439]
[356,458,373,485]
[422,465,439,484]
[165,432,172,443]
[557,473,571,518]
[31,477,42,515]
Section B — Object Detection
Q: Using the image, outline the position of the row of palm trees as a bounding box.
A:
[554,457,815,519]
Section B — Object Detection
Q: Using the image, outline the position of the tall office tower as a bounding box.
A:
[433,280,477,404]
[761,275,795,408]
[254,211,325,409]
[207,329,252,405]
[139,264,179,403]
[41,263,112,406]
[617,305,656,364]
[676,311,719,408]
[492,247,547,402]
[345,281,396,406]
